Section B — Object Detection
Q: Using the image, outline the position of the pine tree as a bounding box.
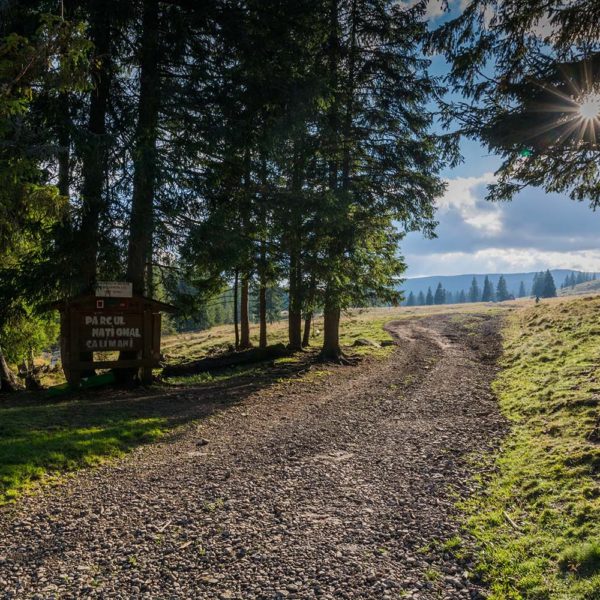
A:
[426,287,434,306]
[0,4,90,389]
[406,291,416,307]
[315,0,450,361]
[542,270,557,298]
[434,283,445,305]
[469,277,480,303]
[496,275,510,302]
[532,272,545,297]
[481,276,495,302]
[518,281,527,298]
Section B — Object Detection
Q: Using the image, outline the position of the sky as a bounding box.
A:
[401,0,600,277]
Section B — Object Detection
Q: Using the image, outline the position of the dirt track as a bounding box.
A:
[0,314,507,599]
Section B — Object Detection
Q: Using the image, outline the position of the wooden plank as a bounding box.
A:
[69,309,81,386]
[141,309,153,384]
[69,359,159,370]
[152,313,161,360]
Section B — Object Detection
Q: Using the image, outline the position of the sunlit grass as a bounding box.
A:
[463,295,600,599]
[0,399,166,504]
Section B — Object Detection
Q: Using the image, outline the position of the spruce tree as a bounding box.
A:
[532,272,546,297]
[481,276,495,302]
[431,1,600,207]
[434,283,445,305]
[406,291,416,307]
[0,4,89,389]
[426,287,434,306]
[445,290,454,304]
[542,270,557,298]
[518,281,527,298]
[458,289,467,303]
[417,291,425,305]
[496,275,510,302]
[315,0,450,361]
[469,277,480,303]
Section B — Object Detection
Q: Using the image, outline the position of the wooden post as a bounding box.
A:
[69,309,81,387]
[141,308,153,385]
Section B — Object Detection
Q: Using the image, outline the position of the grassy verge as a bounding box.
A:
[0,397,167,504]
[464,296,600,599]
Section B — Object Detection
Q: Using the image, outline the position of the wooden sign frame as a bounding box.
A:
[50,294,175,386]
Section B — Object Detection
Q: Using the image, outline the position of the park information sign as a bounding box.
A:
[50,288,175,386]
[81,313,143,351]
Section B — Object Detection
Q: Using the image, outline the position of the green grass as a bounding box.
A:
[463,296,600,599]
[0,398,167,504]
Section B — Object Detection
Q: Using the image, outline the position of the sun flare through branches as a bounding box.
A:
[578,92,600,121]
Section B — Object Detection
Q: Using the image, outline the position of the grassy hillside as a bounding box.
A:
[559,279,600,297]
[465,296,600,599]
[160,302,507,365]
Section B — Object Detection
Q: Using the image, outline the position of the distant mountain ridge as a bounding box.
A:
[400,270,589,299]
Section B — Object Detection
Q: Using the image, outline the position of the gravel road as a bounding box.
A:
[0,314,507,599]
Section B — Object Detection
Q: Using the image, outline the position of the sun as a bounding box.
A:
[578,92,600,121]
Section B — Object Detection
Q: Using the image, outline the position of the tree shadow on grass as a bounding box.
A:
[0,353,320,503]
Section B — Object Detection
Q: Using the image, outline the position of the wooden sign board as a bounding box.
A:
[95,281,133,298]
[80,312,144,352]
[49,294,175,386]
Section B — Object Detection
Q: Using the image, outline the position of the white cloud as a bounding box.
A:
[459,0,556,37]
[398,0,447,19]
[406,248,600,277]
[423,0,446,18]
[437,172,503,235]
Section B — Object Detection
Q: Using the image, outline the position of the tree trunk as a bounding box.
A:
[258,241,267,349]
[233,270,240,350]
[259,282,267,349]
[302,271,316,347]
[78,0,112,293]
[287,145,303,351]
[320,300,343,362]
[239,274,252,349]
[288,247,303,351]
[146,248,154,298]
[127,0,160,296]
[258,153,268,349]
[302,311,312,348]
[315,0,356,362]
[0,346,20,392]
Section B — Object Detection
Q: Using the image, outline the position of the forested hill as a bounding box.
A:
[401,270,588,298]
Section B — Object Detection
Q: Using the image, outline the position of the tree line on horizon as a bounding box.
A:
[403,270,570,307]
[404,274,520,306]
[561,272,597,290]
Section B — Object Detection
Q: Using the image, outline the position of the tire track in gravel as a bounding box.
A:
[0,313,508,600]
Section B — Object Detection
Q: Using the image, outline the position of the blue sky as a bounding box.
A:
[401,0,600,277]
